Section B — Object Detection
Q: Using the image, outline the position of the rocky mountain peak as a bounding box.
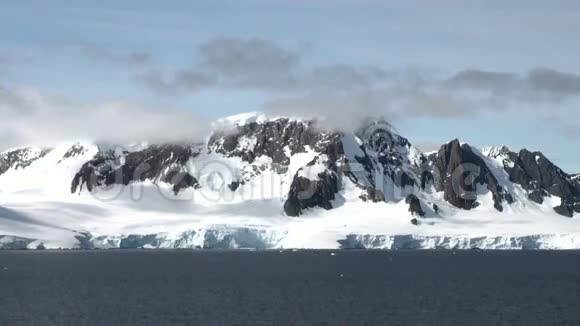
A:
[482,145,512,159]
[0,147,53,176]
[432,139,513,211]
[1,113,578,219]
[208,117,343,171]
[71,143,202,194]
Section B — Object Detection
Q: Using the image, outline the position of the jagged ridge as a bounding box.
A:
[1,113,580,250]
[1,115,578,219]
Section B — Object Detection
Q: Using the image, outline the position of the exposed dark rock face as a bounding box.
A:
[284,156,341,217]
[208,118,346,217]
[420,171,434,190]
[557,201,579,218]
[508,150,576,196]
[406,194,425,217]
[228,180,242,192]
[343,144,375,184]
[432,203,439,214]
[0,147,52,176]
[209,119,343,173]
[554,205,574,218]
[490,147,580,217]
[71,144,201,194]
[346,122,425,198]
[573,174,580,185]
[57,144,87,164]
[166,170,199,195]
[360,187,386,203]
[433,140,511,211]
[528,190,546,204]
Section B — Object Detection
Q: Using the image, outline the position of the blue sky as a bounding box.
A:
[0,0,579,172]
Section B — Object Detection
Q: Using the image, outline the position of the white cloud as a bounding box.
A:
[81,46,152,67]
[0,86,210,151]
[135,37,391,94]
[444,68,580,100]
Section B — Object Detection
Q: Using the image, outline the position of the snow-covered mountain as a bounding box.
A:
[1,113,580,249]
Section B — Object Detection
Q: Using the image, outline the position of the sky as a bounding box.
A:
[0,0,579,172]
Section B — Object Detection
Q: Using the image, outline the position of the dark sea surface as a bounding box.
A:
[1,250,579,326]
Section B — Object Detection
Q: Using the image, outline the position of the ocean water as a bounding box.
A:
[0,250,579,325]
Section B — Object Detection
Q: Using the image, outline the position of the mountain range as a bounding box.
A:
[1,113,579,249]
